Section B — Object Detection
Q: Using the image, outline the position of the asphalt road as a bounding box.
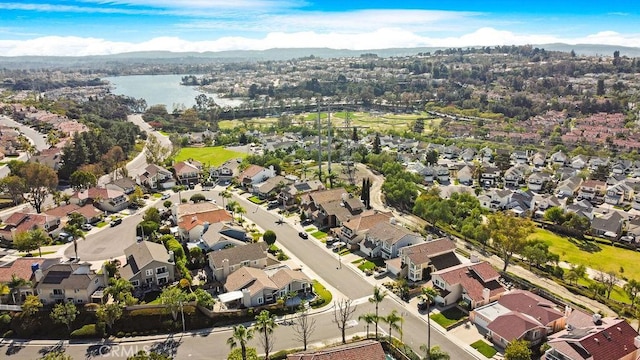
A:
[0,115,49,151]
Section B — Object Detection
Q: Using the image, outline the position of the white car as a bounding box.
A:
[80,223,92,231]
[161,193,171,200]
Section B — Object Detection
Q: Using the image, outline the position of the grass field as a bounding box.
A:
[530,229,640,280]
[430,307,467,328]
[470,340,497,358]
[174,146,247,167]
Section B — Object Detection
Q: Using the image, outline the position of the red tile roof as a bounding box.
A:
[238,164,265,182]
[497,290,564,326]
[178,209,232,232]
[434,262,506,303]
[487,311,545,343]
[287,340,385,360]
[0,258,46,283]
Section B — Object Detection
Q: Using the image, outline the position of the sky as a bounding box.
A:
[1,0,640,56]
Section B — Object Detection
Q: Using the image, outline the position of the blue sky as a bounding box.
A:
[1,0,639,56]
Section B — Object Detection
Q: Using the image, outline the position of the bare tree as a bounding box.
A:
[292,303,316,351]
[333,299,357,344]
[596,269,619,299]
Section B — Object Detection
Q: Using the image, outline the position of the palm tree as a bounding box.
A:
[383,310,403,342]
[419,345,450,360]
[63,224,85,260]
[29,228,50,257]
[227,325,254,360]
[326,172,338,189]
[236,205,246,223]
[227,200,239,219]
[8,275,30,304]
[220,189,232,209]
[105,278,134,304]
[358,313,377,339]
[368,285,386,339]
[422,287,440,359]
[254,310,278,360]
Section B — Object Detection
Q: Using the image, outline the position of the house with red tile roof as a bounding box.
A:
[173,160,202,185]
[0,258,60,303]
[300,188,365,229]
[338,210,393,245]
[44,203,103,225]
[69,187,129,213]
[176,203,233,241]
[471,290,567,348]
[399,237,460,282]
[136,164,175,190]
[431,261,506,308]
[0,212,60,243]
[238,164,276,188]
[287,340,385,360]
[544,316,640,360]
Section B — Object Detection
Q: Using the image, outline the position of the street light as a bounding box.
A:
[179,301,185,334]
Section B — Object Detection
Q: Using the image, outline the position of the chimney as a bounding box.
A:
[35,269,44,282]
[592,313,602,325]
[222,258,230,278]
[101,262,109,284]
[635,335,640,349]
[482,288,490,304]
[168,250,175,263]
[241,288,251,307]
[564,305,572,317]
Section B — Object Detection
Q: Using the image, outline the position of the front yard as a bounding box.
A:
[470,340,497,358]
[430,307,467,329]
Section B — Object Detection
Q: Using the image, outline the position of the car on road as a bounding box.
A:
[110,218,123,227]
[298,231,308,239]
[161,193,171,200]
[80,223,92,231]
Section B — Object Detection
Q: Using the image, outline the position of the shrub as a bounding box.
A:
[71,324,99,338]
[3,330,13,338]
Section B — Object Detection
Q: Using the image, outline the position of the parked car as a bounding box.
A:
[57,232,72,242]
[298,231,308,239]
[331,241,347,252]
[373,269,388,279]
[417,298,429,311]
[80,223,92,231]
[110,218,123,227]
[161,193,171,200]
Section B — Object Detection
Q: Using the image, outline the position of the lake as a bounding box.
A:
[104,74,243,109]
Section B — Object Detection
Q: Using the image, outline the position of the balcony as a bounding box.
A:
[50,292,65,299]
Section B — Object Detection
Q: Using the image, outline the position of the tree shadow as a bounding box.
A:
[84,340,114,359]
[149,334,182,357]
[569,238,602,253]
[5,341,24,356]
[38,340,65,356]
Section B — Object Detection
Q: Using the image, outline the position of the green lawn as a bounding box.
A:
[95,221,107,228]
[311,230,328,239]
[174,146,247,167]
[357,260,376,271]
[430,307,467,328]
[470,340,497,358]
[20,251,56,257]
[530,229,640,280]
[248,196,266,204]
[312,280,332,308]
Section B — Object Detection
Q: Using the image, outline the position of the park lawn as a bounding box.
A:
[218,117,278,130]
[174,146,247,167]
[470,340,497,358]
[530,229,640,281]
[576,277,631,304]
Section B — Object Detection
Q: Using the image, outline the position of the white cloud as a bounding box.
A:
[2,28,640,57]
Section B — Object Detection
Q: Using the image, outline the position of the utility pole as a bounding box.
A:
[317,103,322,181]
[327,103,332,175]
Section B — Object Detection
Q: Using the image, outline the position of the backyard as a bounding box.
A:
[174,146,247,167]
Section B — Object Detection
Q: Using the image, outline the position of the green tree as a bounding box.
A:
[504,339,532,360]
[420,345,450,360]
[383,310,403,342]
[105,278,134,304]
[63,224,85,260]
[254,310,278,360]
[40,351,73,360]
[0,175,26,205]
[227,347,258,360]
[69,170,97,191]
[159,286,188,321]
[191,288,215,309]
[624,279,640,308]
[235,205,247,222]
[145,135,171,166]
[227,325,254,360]
[368,285,386,339]
[14,228,50,257]
[220,189,232,210]
[127,350,172,360]
[543,206,564,224]
[372,133,381,154]
[50,301,79,333]
[96,303,123,334]
[143,207,162,224]
[7,274,31,304]
[190,193,206,203]
[263,230,277,246]
[21,162,59,213]
[21,294,42,317]
[487,212,536,272]
[359,313,377,339]
[422,286,440,359]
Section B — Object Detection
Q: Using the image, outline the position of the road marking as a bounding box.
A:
[351,296,371,306]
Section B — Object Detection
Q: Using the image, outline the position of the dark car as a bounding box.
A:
[418,298,429,311]
[298,231,309,239]
[110,218,123,227]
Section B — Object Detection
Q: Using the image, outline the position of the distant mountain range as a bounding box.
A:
[0,43,637,69]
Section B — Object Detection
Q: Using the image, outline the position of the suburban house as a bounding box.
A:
[550,150,568,166]
[69,187,129,213]
[399,238,460,282]
[338,210,394,246]
[605,182,634,205]
[208,242,273,281]
[238,164,276,188]
[174,160,202,185]
[278,180,325,207]
[199,222,250,251]
[210,159,242,183]
[106,177,137,195]
[527,172,550,192]
[633,194,640,211]
[287,340,386,360]
[480,166,501,187]
[479,189,512,210]
[578,180,606,200]
[470,290,567,349]
[532,152,547,168]
[0,258,59,303]
[431,261,506,309]
[590,211,624,239]
[0,212,60,243]
[174,202,233,241]
[120,241,175,289]
[300,188,365,229]
[544,312,640,360]
[30,147,62,170]
[35,261,105,305]
[457,165,474,185]
[136,164,175,190]
[45,203,103,226]
[556,176,583,198]
[360,221,424,259]
[223,266,312,307]
[253,175,290,199]
[504,164,529,188]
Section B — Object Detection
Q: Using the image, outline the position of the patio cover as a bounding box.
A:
[218,291,243,303]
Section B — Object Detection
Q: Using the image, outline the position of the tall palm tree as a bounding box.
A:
[63,224,85,260]
[422,287,440,360]
[358,313,377,339]
[105,278,134,304]
[326,172,338,189]
[8,275,30,304]
[383,310,403,342]
[235,205,246,223]
[227,325,254,360]
[368,285,386,339]
[220,189,232,210]
[254,310,278,360]
[29,228,50,257]
[227,200,239,219]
